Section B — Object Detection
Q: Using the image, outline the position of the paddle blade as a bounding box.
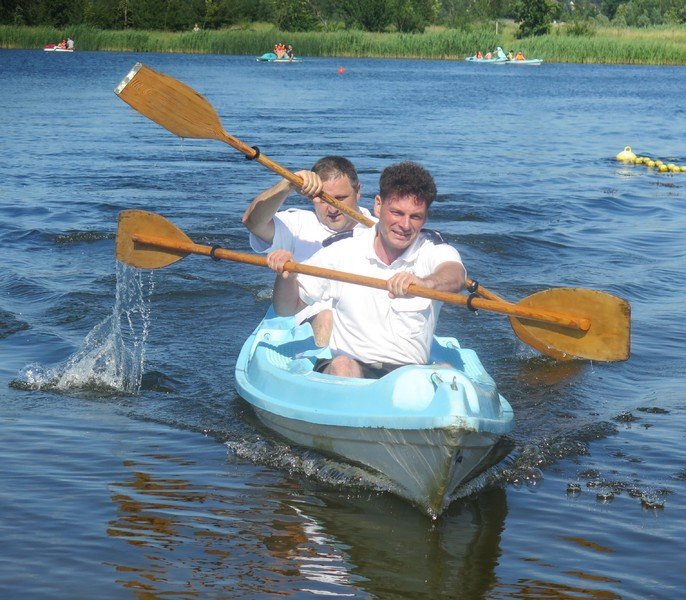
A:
[115,63,226,141]
[116,210,191,269]
[510,288,631,362]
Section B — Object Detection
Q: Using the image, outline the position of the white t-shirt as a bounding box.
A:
[298,226,465,365]
[249,207,373,262]
[249,207,374,322]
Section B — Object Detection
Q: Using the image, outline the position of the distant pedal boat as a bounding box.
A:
[234,311,514,517]
[44,44,74,52]
[256,52,302,63]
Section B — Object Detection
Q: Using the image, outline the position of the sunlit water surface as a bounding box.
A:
[1,49,685,598]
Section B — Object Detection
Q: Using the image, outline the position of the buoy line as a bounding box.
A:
[616,146,686,173]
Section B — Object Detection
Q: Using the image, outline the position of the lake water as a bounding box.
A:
[1,48,685,598]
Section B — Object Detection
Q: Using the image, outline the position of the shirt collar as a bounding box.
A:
[365,225,426,267]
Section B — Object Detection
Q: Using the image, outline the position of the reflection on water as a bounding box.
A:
[306,490,509,599]
[104,443,510,598]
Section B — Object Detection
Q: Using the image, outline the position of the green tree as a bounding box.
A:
[340,0,391,31]
[600,0,623,19]
[274,0,320,30]
[512,0,553,37]
[389,0,437,32]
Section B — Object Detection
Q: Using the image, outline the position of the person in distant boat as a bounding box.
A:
[66,37,74,50]
[286,44,295,60]
[274,43,286,59]
[57,38,67,49]
[507,50,514,60]
[485,51,492,59]
[242,156,371,346]
[476,51,483,59]
[515,51,525,61]
[267,161,466,378]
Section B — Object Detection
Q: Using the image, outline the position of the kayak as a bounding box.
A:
[234,310,514,516]
[256,52,302,63]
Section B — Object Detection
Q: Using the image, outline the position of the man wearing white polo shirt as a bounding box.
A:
[242,156,372,345]
[267,161,466,378]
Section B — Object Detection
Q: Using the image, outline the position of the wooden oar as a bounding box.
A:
[114,62,375,228]
[113,64,630,361]
[113,62,540,315]
[116,210,631,362]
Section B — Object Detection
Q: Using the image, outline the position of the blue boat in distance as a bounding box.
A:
[256,52,303,63]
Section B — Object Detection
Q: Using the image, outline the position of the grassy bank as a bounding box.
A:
[2,23,685,65]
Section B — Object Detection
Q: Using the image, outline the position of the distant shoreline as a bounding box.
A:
[2,24,685,66]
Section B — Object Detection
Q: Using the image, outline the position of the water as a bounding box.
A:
[1,49,685,598]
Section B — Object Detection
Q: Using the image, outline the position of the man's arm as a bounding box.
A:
[242,171,323,244]
[267,250,307,316]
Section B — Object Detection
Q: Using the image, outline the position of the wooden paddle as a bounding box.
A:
[116,210,631,362]
[114,62,532,312]
[114,62,374,228]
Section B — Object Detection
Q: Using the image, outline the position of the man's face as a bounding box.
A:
[312,175,360,232]
[374,194,428,256]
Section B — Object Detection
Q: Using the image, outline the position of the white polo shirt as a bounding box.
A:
[298,225,465,365]
[249,207,374,323]
[249,207,373,262]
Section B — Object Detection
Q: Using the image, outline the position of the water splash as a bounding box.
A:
[15,262,154,395]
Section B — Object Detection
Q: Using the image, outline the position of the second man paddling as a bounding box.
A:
[242,156,373,345]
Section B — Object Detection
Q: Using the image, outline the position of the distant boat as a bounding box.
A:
[465,46,508,63]
[44,44,74,53]
[465,55,507,63]
[256,52,302,63]
[503,58,543,66]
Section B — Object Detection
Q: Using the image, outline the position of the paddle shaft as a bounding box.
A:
[131,232,590,331]
[216,129,376,227]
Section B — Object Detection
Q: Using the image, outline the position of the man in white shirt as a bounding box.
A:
[267,161,466,378]
[242,156,372,345]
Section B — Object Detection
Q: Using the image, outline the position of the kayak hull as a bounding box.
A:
[234,311,514,516]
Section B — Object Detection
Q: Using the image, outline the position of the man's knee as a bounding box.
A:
[324,355,363,378]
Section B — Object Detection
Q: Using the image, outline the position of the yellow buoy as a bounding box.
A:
[647,160,656,168]
[658,164,668,172]
[681,166,686,172]
[616,146,636,162]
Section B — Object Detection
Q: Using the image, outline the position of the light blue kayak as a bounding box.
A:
[235,310,514,516]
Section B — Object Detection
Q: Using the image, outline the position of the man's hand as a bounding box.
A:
[386,271,423,299]
[293,170,323,198]
[267,249,295,277]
